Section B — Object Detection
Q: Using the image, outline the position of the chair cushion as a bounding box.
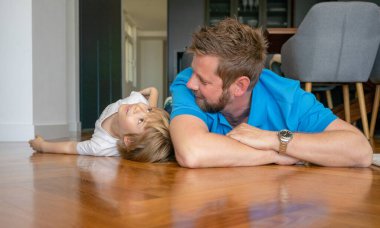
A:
[281,2,380,83]
[370,44,380,83]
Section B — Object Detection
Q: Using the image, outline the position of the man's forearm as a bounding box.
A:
[183,134,276,168]
[284,130,372,167]
[170,116,278,168]
[227,119,372,167]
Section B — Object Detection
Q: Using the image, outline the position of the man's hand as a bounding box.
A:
[275,153,300,165]
[227,123,277,151]
[227,123,300,165]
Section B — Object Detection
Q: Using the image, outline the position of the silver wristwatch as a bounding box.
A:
[277,129,293,154]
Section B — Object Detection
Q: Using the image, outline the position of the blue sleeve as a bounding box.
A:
[296,90,337,132]
[169,68,208,124]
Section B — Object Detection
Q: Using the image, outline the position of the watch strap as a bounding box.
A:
[278,141,288,154]
[277,129,293,154]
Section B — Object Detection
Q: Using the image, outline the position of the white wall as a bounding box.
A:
[0,0,34,141]
[33,0,69,139]
[66,0,80,134]
[138,38,166,107]
[0,0,79,141]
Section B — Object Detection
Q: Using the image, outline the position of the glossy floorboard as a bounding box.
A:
[1,141,380,227]
[371,137,380,153]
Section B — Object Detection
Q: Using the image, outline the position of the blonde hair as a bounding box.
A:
[188,18,267,90]
[117,107,174,163]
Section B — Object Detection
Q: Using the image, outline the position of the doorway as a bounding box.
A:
[79,0,122,130]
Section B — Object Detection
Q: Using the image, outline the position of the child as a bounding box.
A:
[29,87,174,163]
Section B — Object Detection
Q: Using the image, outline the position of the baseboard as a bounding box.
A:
[35,123,70,140]
[68,121,81,133]
[0,123,35,142]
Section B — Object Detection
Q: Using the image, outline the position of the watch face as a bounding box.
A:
[279,130,293,139]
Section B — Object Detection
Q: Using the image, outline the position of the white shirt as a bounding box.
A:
[77,92,148,156]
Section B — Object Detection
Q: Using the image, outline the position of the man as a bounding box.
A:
[169,18,372,168]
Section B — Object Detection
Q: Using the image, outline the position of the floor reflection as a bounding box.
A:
[28,152,375,227]
[168,166,373,226]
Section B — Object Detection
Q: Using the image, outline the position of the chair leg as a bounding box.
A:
[370,85,380,138]
[305,82,312,92]
[325,90,333,109]
[316,93,321,101]
[342,84,351,123]
[356,82,369,139]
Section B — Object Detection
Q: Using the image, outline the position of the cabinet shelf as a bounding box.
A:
[206,0,292,28]
[268,8,287,13]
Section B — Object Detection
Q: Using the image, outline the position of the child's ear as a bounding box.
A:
[123,136,131,146]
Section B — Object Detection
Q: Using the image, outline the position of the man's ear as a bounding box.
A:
[232,76,250,96]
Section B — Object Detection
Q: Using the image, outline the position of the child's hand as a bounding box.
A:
[140,87,159,107]
[29,136,45,152]
[139,87,157,97]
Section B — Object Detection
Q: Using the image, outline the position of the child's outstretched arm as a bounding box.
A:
[139,87,159,107]
[29,136,78,154]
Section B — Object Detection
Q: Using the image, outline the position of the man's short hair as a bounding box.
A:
[188,18,268,90]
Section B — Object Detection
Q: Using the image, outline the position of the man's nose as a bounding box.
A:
[186,74,198,90]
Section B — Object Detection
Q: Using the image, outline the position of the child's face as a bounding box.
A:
[117,102,151,137]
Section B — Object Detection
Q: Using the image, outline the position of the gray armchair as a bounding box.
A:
[369,46,380,138]
[281,2,380,139]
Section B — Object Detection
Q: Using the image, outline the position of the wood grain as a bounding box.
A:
[0,142,380,227]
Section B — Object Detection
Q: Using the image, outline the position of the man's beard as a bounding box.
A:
[195,89,231,113]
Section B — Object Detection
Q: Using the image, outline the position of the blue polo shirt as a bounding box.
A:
[170,68,337,135]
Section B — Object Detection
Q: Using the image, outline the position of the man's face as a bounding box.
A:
[186,54,231,113]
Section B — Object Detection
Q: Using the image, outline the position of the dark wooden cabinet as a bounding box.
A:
[167,0,380,94]
[79,0,122,130]
[206,0,292,28]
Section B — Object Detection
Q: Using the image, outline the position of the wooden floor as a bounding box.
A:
[1,140,380,227]
[370,137,380,153]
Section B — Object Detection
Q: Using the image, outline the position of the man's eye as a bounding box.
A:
[199,79,207,84]
[147,108,152,113]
